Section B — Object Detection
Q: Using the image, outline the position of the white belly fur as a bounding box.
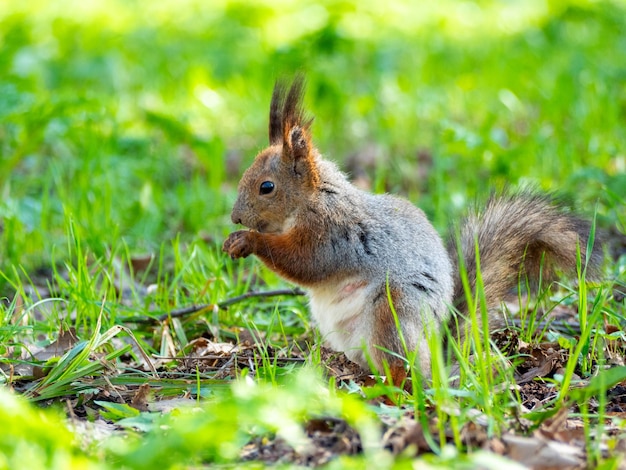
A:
[308,277,373,365]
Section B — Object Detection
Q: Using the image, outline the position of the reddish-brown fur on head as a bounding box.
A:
[230,76,320,233]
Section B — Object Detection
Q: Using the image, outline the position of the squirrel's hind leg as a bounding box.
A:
[368,285,435,385]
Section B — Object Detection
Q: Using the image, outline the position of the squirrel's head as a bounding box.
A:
[231,76,320,233]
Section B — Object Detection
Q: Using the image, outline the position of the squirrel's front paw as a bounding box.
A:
[223,230,254,259]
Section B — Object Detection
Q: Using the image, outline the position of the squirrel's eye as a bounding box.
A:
[259,181,275,195]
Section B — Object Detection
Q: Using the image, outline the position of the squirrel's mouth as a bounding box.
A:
[254,221,271,233]
[253,221,286,235]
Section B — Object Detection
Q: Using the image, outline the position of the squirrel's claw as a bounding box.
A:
[223,230,253,259]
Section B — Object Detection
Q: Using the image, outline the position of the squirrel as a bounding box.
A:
[223,76,602,377]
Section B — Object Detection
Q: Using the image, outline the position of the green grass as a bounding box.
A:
[1,0,625,468]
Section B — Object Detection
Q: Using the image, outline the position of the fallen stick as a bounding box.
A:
[131,288,306,323]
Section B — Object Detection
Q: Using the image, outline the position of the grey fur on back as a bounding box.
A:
[296,157,454,370]
[314,157,453,307]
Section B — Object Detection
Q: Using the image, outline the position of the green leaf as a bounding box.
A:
[95,401,141,422]
[116,413,161,432]
[569,366,626,402]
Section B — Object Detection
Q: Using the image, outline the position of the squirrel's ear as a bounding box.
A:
[283,125,313,164]
[280,75,318,187]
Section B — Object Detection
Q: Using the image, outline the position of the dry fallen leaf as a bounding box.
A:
[130,383,152,412]
[30,327,79,378]
[502,432,584,469]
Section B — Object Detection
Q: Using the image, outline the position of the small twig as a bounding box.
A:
[156,355,306,362]
[130,288,306,324]
[220,287,306,308]
[66,398,77,423]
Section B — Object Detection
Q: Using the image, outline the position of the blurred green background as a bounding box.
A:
[1,0,625,282]
[1,4,624,466]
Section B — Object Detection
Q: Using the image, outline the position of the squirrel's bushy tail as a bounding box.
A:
[449,192,602,324]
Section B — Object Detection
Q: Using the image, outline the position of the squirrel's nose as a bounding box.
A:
[231,210,242,225]
[231,199,244,225]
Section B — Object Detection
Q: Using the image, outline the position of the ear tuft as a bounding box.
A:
[269,80,287,145]
[271,74,318,187]
[281,74,313,142]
